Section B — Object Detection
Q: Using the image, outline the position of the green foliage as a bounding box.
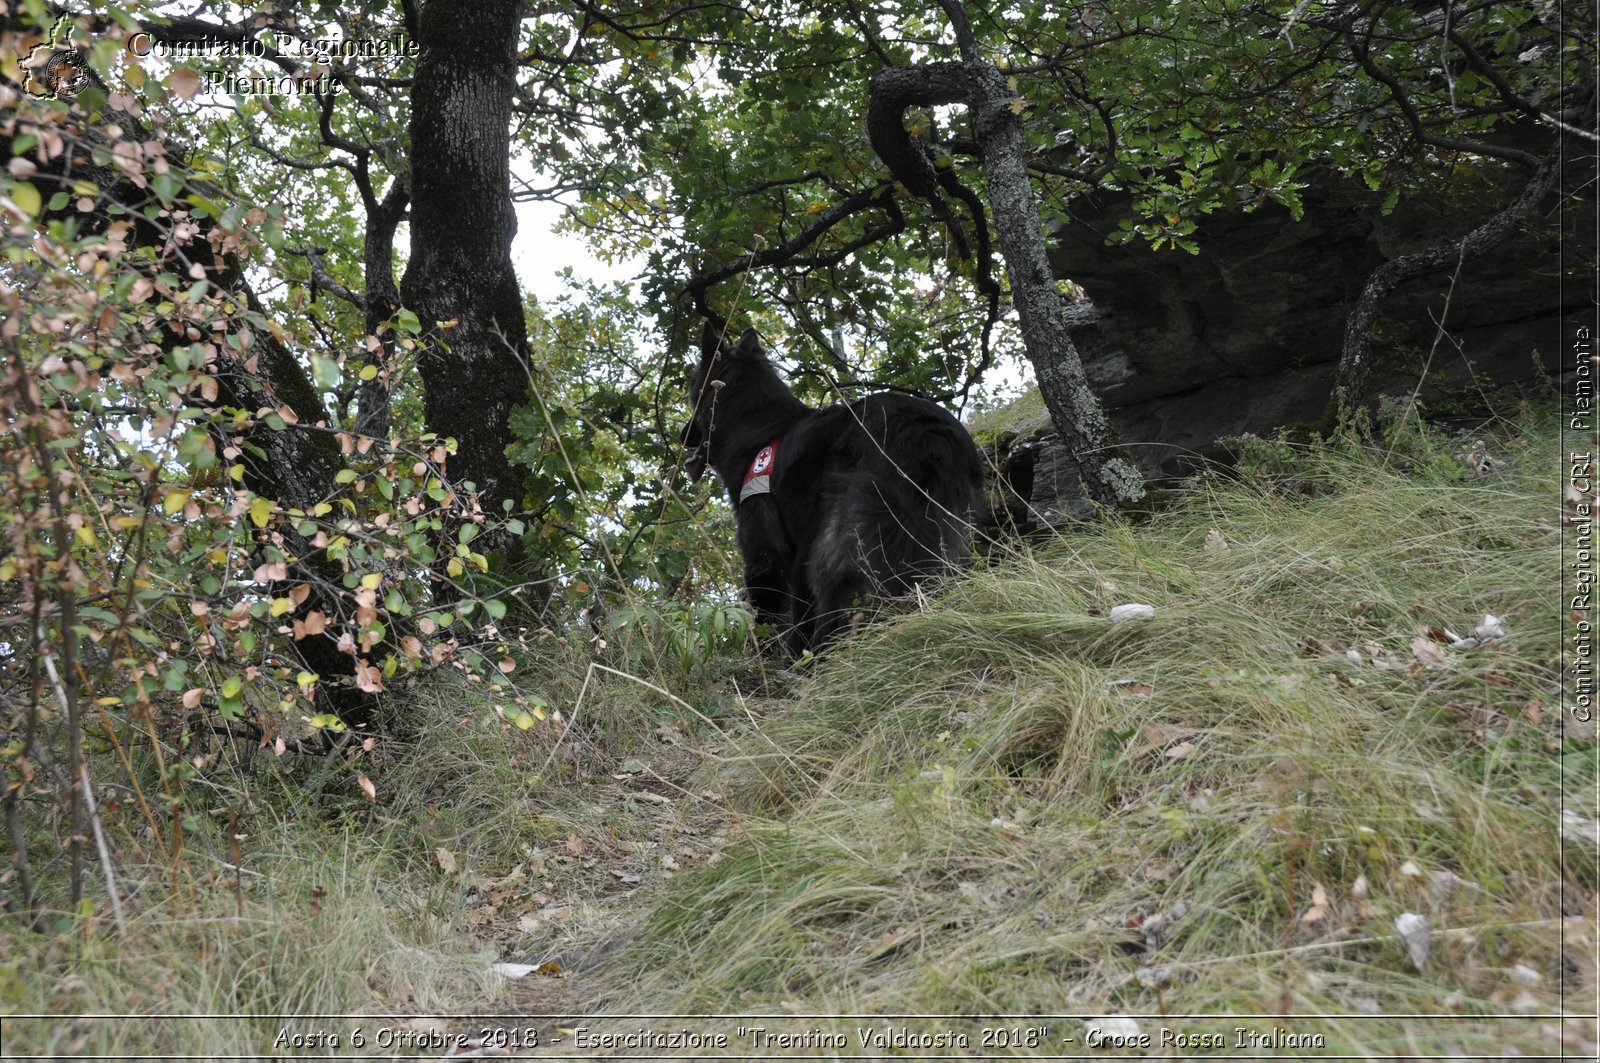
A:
[609,599,754,677]
[1,4,1581,1022]
[506,278,730,599]
[0,23,538,931]
[544,0,1576,390]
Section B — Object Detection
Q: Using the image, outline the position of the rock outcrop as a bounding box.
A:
[986,154,1588,528]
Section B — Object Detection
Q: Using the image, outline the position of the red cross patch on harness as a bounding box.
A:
[740,438,780,503]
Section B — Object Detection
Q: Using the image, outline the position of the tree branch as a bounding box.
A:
[683,184,901,320]
[1334,147,1560,410]
[1347,18,1543,167]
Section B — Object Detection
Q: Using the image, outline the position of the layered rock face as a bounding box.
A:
[988,159,1587,528]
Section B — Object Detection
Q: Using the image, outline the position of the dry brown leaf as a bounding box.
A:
[630,790,671,805]
[169,67,201,99]
[1409,636,1448,666]
[1300,882,1329,923]
[356,772,376,802]
[435,847,459,874]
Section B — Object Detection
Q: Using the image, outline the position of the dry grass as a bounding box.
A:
[3,406,1592,1058]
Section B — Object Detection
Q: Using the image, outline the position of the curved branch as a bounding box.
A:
[1334,147,1560,410]
[867,63,978,259]
[1347,19,1543,168]
[683,184,900,320]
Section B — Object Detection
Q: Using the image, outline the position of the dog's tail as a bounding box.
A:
[874,429,985,593]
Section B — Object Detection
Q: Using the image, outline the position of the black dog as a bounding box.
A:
[683,324,983,653]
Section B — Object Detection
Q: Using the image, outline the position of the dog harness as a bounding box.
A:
[739,438,780,504]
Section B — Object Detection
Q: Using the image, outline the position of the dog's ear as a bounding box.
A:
[734,328,764,360]
[700,320,724,360]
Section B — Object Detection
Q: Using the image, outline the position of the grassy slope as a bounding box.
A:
[2,407,1592,1058]
[586,407,1592,1054]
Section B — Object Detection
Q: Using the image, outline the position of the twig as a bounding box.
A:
[79,765,127,937]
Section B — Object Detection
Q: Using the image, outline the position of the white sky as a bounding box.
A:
[510,198,638,303]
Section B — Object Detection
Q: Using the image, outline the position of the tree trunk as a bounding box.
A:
[401,0,530,554]
[355,181,409,440]
[1333,150,1560,412]
[868,59,1146,513]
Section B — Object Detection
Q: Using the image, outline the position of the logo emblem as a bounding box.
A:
[740,438,780,504]
[24,16,90,99]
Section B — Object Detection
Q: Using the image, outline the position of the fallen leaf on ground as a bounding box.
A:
[1300,882,1329,923]
[1409,636,1448,666]
[1395,911,1430,969]
[490,962,537,979]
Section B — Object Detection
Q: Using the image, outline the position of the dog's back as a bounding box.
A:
[685,324,984,652]
[776,393,983,645]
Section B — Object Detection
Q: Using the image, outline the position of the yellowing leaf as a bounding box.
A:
[162,489,191,516]
[268,597,293,617]
[248,496,273,528]
[11,181,41,217]
[359,572,383,590]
